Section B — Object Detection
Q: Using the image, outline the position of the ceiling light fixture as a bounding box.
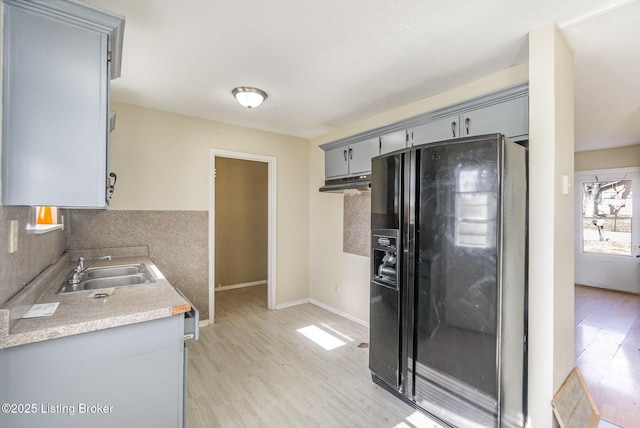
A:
[231,87,268,109]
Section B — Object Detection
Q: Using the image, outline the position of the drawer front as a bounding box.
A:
[175,287,199,340]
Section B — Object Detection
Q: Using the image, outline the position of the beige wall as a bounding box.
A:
[108,102,310,306]
[575,144,640,171]
[215,157,268,287]
[308,64,529,323]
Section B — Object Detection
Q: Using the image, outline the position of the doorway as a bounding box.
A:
[209,149,277,324]
[574,167,639,294]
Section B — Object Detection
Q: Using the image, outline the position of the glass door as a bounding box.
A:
[575,168,639,294]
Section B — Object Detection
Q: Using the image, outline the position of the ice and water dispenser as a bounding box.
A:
[371,229,399,288]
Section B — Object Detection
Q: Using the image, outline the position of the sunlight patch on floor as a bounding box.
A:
[392,410,445,428]
[297,325,346,351]
[320,322,356,342]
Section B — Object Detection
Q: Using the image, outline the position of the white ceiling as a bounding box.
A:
[86,0,640,151]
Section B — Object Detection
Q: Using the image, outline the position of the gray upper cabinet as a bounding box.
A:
[325,137,379,179]
[409,96,529,147]
[1,0,124,208]
[380,130,407,155]
[320,83,528,185]
[461,96,529,140]
[408,115,460,146]
[349,137,380,175]
[324,146,350,178]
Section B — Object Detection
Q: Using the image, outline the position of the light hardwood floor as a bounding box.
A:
[187,285,640,427]
[186,285,443,428]
[575,285,640,427]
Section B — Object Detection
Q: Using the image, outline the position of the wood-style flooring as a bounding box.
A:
[186,285,443,427]
[575,285,640,427]
[187,285,640,427]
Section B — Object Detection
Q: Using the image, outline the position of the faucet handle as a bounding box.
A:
[77,256,85,271]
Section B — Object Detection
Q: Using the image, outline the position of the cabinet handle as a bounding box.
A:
[107,172,117,199]
[451,121,456,138]
[349,148,353,160]
[465,117,470,135]
[343,150,348,161]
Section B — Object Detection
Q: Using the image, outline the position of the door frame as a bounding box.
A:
[209,149,277,324]
[574,166,639,293]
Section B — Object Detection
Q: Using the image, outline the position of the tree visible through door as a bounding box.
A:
[581,179,632,256]
[575,168,639,294]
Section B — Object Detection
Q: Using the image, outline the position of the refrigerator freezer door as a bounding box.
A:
[369,153,404,390]
[369,282,401,389]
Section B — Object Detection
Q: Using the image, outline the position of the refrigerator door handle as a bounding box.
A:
[451,121,456,137]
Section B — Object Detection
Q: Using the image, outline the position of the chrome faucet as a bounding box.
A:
[69,255,111,284]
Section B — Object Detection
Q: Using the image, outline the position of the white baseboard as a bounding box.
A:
[214,280,267,292]
[207,290,369,329]
[309,299,369,328]
[275,298,310,309]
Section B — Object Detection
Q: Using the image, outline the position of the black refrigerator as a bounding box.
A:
[370,134,527,428]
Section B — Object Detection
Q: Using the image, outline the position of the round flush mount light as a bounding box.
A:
[231,87,268,109]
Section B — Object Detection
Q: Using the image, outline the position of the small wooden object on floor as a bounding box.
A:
[551,367,600,428]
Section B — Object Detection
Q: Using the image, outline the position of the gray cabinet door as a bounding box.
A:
[0,316,185,428]
[2,4,109,207]
[380,130,407,155]
[409,115,460,146]
[461,96,529,139]
[325,146,350,178]
[349,137,380,175]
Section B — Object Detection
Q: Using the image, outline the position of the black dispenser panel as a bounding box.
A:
[371,229,399,289]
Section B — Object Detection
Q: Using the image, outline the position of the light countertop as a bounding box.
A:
[0,254,190,349]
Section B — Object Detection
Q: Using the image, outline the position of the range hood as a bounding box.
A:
[319,175,371,193]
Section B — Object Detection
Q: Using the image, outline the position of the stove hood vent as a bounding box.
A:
[319,175,371,193]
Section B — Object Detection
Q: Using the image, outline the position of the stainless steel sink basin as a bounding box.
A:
[82,274,149,290]
[84,265,145,279]
[57,263,155,294]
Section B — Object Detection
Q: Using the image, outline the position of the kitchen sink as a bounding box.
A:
[84,265,146,279]
[82,274,149,290]
[57,263,155,294]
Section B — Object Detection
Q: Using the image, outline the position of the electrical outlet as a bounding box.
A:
[9,220,19,253]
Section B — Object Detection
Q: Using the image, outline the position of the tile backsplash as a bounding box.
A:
[0,206,67,305]
[343,191,371,257]
[67,210,209,320]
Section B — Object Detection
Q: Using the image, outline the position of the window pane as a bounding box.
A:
[582,180,633,256]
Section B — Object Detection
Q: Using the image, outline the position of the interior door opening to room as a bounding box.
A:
[209,150,277,324]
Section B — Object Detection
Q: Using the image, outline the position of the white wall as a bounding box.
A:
[528,24,575,427]
[108,102,310,305]
[308,64,529,323]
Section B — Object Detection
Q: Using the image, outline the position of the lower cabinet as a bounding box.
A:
[0,315,186,428]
